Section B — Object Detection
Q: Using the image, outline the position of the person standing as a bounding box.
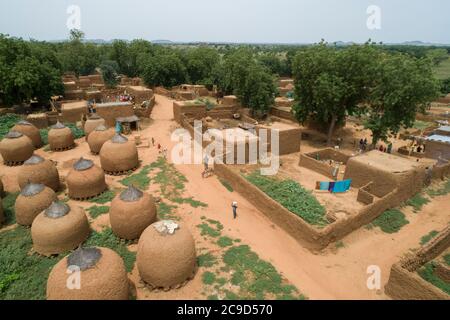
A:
[151,137,155,146]
[203,154,209,171]
[232,201,238,219]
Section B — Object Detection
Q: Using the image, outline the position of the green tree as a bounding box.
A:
[365,53,439,145]
[100,60,119,88]
[292,42,379,144]
[184,47,220,87]
[0,34,63,106]
[141,51,187,87]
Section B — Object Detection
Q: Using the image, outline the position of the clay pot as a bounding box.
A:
[100,134,139,175]
[47,247,129,300]
[87,125,115,154]
[110,186,157,240]
[66,158,107,200]
[12,120,43,148]
[18,154,60,192]
[15,183,57,226]
[48,122,75,151]
[31,201,90,256]
[0,131,34,165]
[84,114,105,138]
[137,221,197,289]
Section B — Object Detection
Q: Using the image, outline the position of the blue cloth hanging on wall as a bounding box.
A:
[320,182,330,191]
[331,179,352,193]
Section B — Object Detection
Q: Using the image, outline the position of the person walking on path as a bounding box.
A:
[232,201,238,219]
[203,154,209,171]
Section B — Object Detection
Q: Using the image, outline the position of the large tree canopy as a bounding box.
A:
[292,42,379,144]
[292,42,439,145]
[0,35,63,106]
[365,53,439,144]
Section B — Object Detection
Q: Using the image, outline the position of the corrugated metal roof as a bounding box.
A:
[426,134,450,143]
[437,126,450,132]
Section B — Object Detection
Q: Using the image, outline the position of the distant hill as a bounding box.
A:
[151,39,174,44]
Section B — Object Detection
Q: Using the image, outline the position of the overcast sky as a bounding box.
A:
[1,0,449,43]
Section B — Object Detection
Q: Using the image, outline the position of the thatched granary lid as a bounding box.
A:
[5,131,23,139]
[21,182,45,197]
[111,133,128,144]
[153,220,179,236]
[45,201,70,219]
[67,247,102,271]
[73,157,94,171]
[17,120,33,126]
[51,121,66,129]
[95,125,108,131]
[24,154,45,165]
[120,185,143,202]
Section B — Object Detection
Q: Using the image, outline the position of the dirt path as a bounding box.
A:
[144,94,450,300]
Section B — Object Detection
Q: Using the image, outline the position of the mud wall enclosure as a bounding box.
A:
[96,102,135,127]
[215,151,430,251]
[299,148,351,179]
[385,227,450,300]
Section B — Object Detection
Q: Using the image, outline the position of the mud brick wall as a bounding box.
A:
[64,90,85,100]
[299,153,334,179]
[274,129,302,155]
[26,113,48,129]
[385,226,450,300]
[173,101,206,124]
[96,105,135,127]
[398,146,424,158]
[214,164,323,251]
[61,103,88,123]
[270,107,297,122]
[215,163,412,252]
[344,156,426,202]
[357,183,374,205]
[432,163,450,180]
[298,147,350,178]
[425,140,450,161]
[385,263,449,300]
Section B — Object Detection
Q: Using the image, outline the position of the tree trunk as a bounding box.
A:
[327,115,337,146]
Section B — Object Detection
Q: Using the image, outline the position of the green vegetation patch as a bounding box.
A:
[426,179,450,198]
[88,189,116,204]
[0,114,21,139]
[444,254,450,266]
[197,253,218,268]
[371,209,409,234]
[219,179,234,192]
[157,201,178,220]
[197,219,224,238]
[2,192,19,225]
[222,245,306,300]
[172,197,208,208]
[418,262,450,295]
[119,165,152,190]
[85,228,136,272]
[245,171,327,227]
[405,194,430,213]
[420,230,439,245]
[0,226,63,299]
[87,205,110,219]
[202,271,216,285]
[217,236,234,248]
